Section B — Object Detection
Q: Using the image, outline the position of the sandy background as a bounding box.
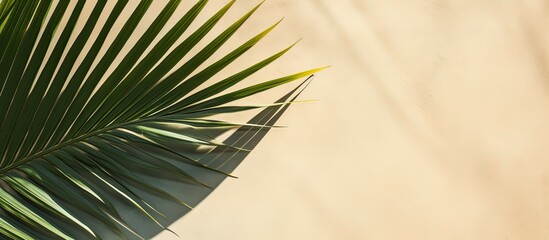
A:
[72,0,549,239]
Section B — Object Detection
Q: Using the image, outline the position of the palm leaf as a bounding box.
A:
[0,0,325,239]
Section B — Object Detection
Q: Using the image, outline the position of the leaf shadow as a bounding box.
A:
[112,78,313,239]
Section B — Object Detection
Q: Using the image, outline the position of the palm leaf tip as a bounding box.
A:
[0,1,323,239]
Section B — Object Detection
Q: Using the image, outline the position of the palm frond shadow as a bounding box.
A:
[123,78,312,239]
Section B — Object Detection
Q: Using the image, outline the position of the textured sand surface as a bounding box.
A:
[119,1,549,239]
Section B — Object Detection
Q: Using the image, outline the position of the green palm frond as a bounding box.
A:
[0,0,325,239]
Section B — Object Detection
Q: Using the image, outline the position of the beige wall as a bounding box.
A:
[124,0,549,239]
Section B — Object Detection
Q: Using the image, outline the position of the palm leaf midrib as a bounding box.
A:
[0,114,160,174]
